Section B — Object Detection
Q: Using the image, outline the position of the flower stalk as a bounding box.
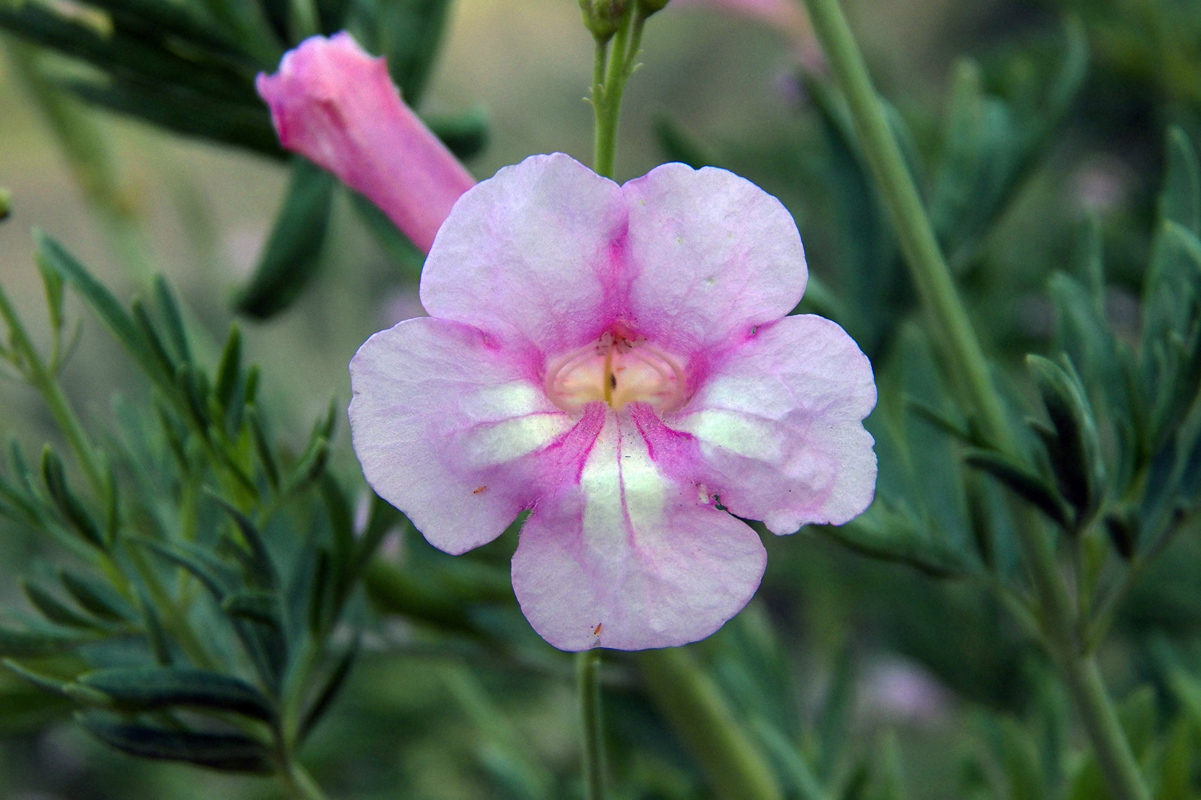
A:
[588,2,650,179]
[798,1,1150,799]
[577,650,607,800]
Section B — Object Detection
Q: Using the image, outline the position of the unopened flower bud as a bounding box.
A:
[579,0,630,41]
[638,0,671,16]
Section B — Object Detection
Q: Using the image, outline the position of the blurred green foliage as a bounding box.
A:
[2,0,1201,799]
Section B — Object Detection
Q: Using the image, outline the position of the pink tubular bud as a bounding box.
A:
[256,32,476,254]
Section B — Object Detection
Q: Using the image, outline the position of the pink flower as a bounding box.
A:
[258,35,876,652]
[256,32,474,254]
[349,154,877,651]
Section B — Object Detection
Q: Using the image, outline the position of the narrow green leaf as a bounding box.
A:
[1103,510,1138,561]
[246,408,279,490]
[34,232,160,377]
[78,711,274,773]
[424,106,490,160]
[63,79,281,157]
[75,666,274,722]
[153,276,191,365]
[0,625,97,657]
[130,298,177,378]
[41,448,105,550]
[281,435,329,497]
[214,325,242,410]
[34,250,65,335]
[965,450,1069,529]
[234,158,334,319]
[298,641,357,744]
[3,658,72,695]
[138,589,173,666]
[138,539,237,600]
[220,591,281,628]
[1161,126,1201,236]
[21,579,98,629]
[59,569,132,621]
[1027,355,1103,521]
[209,493,276,589]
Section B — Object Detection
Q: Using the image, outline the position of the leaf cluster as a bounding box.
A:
[0,235,392,782]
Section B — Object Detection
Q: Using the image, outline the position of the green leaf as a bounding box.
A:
[298,641,357,743]
[964,450,1069,529]
[74,667,274,722]
[424,106,490,160]
[214,325,242,411]
[34,232,162,379]
[138,589,173,666]
[0,624,98,657]
[41,447,105,550]
[210,495,276,589]
[361,0,454,106]
[78,710,274,773]
[1027,355,1104,522]
[34,250,65,335]
[220,591,281,628]
[138,539,238,600]
[234,158,335,319]
[63,78,281,157]
[153,276,191,365]
[997,717,1045,800]
[59,569,132,621]
[1160,126,1201,237]
[246,408,280,491]
[21,579,99,630]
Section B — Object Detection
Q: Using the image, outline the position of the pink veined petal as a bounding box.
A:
[256,32,475,254]
[622,163,808,356]
[420,153,630,356]
[512,411,766,651]
[349,316,582,554]
[669,314,878,532]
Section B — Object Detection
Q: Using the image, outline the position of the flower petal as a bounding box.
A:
[349,316,575,554]
[671,314,877,532]
[622,163,807,353]
[512,412,766,651]
[420,154,629,355]
[256,32,474,254]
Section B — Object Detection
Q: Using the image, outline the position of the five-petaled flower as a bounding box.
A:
[259,34,877,652]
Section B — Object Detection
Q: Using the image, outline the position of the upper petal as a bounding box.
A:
[256,33,474,253]
[622,163,807,354]
[349,316,578,554]
[420,154,629,356]
[671,314,877,532]
[512,412,766,651]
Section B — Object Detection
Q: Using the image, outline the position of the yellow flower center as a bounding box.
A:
[545,329,687,413]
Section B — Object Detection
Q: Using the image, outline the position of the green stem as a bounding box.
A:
[577,650,606,800]
[798,2,1150,800]
[279,756,329,800]
[638,648,782,800]
[591,11,647,180]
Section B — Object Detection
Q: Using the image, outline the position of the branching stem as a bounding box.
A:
[798,1,1151,799]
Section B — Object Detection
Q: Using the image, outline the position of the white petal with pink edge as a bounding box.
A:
[512,411,766,651]
[671,314,878,532]
[350,317,570,555]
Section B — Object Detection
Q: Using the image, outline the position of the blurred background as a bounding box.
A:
[2,0,1201,798]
